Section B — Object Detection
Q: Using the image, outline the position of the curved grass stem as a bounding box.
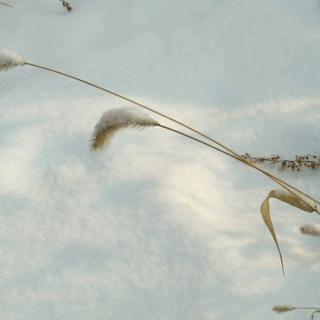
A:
[24,62,320,211]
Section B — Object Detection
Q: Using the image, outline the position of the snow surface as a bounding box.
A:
[1,0,320,319]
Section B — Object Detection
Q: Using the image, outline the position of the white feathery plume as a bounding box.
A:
[90,107,159,150]
[300,224,320,237]
[0,50,25,71]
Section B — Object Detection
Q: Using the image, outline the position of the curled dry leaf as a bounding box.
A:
[261,189,316,275]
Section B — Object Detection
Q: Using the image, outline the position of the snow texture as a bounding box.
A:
[1,1,320,320]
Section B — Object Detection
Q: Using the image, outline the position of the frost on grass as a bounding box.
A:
[0,50,25,71]
[90,107,159,150]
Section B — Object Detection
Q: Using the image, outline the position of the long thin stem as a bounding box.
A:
[294,307,320,310]
[158,125,239,160]
[23,62,320,211]
[159,124,318,214]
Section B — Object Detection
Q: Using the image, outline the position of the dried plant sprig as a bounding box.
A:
[59,0,72,12]
[0,50,25,71]
[242,153,320,171]
[300,224,320,237]
[90,108,159,150]
[261,189,315,275]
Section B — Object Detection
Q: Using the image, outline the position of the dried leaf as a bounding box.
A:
[260,196,284,275]
[270,189,314,213]
[261,189,316,275]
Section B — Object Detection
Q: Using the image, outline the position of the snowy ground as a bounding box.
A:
[1,1,320,319]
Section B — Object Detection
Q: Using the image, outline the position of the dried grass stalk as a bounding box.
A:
[242,153,320,171]
[90,107,159,150]
[3,49,320,273]
[5,49,319,207]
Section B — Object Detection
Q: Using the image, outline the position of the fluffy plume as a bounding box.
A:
[272,305,295,313]
[90,107,159,150]
[260,189,315,275]
[300,224,320,237]
[0,50,25,71]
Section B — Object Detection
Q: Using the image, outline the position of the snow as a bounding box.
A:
[1,0,320,319]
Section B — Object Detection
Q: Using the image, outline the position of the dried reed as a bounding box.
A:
[17,59,320,210]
